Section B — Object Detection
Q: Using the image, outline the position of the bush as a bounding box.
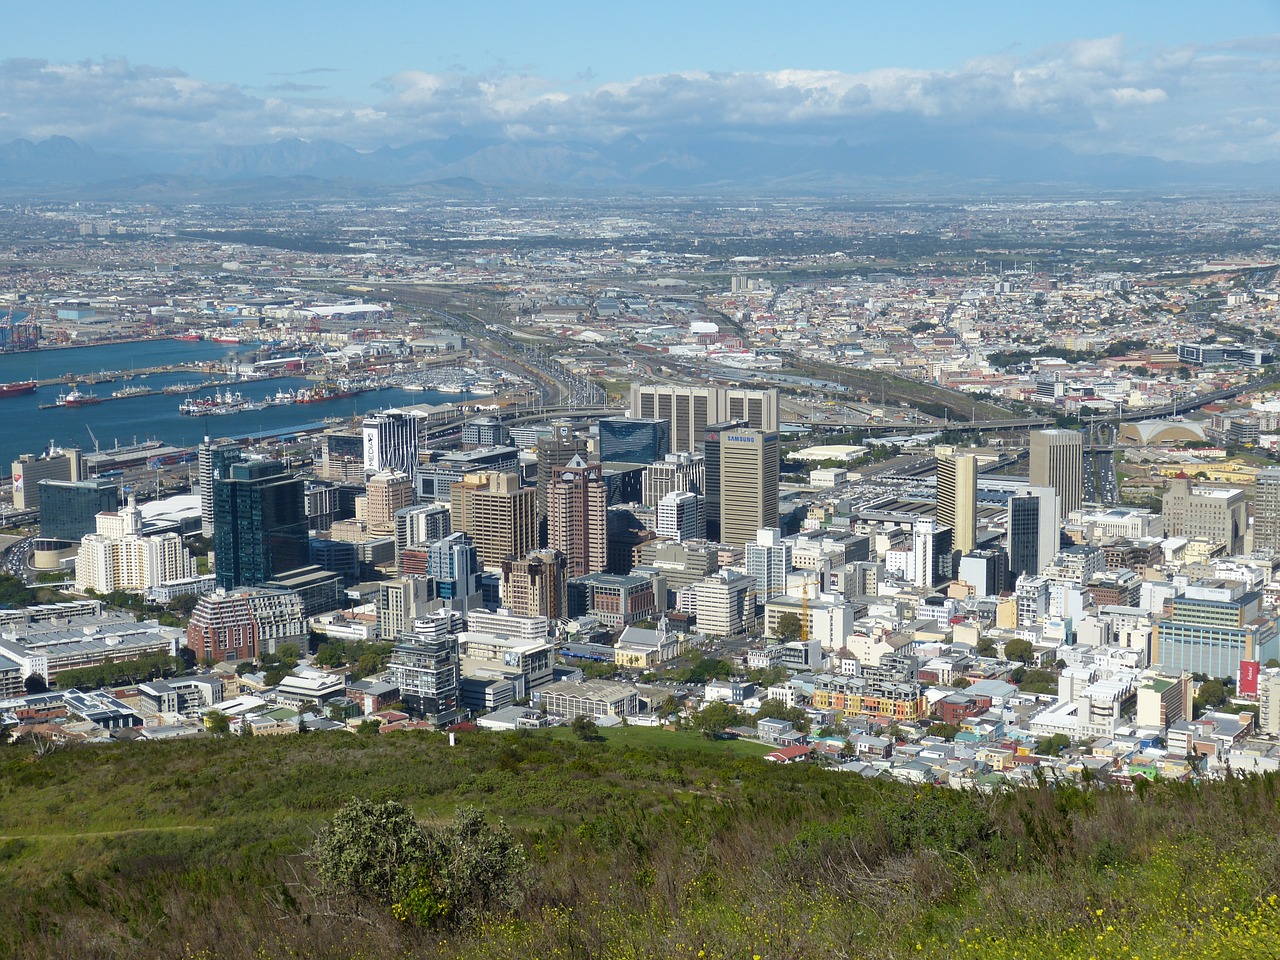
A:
[312,799,528,928]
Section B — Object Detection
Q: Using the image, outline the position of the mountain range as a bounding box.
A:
[2,133,1278,199]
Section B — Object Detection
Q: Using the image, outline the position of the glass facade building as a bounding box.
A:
[212,460,308,590]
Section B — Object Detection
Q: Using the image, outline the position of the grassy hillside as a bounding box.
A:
[2,730,1279,959]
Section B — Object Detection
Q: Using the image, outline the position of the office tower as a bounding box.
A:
[643,451,705,507]
[702,419,748,541]
[11,445,83,512]
[535,422,588,521]
[320,432,365,483]
[198,437,243,537]
[462,416,510,449]
[426,532,481,615]
[501,549,568,620]
[1161,477,1247,554]
[362,409,425,476]
[718,428,780,549]
[212,460,308,590]
[656,491,706,542]
[957,548,1007,597]
[937,453,977,553]
[598,416,671,465]
[377,576,438,639]
[449,471,537,568]
[1155,579,1279,679]
[744,527,792,602]
[37,478,119,543]
[1254,467,1280,555]
[388,633,459,726]
[364,469,413,536]
[630,384,780,453]
[912,518,953,588]
[1030,429,1084,515]
[1007,486,1061,581]
[547,456,608,578]
[394,503,452,558]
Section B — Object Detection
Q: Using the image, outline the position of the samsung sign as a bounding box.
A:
[727,435,757,443]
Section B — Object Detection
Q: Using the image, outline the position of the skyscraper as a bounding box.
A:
[1006,486,1061,581]
[212,460,308,590]
[937,453,977,553]
[630,384,779,453]
[656,490,706,542]
[37,478,119,543]
[449,471,537,569]
[426,532,481,615]
[1030,429,1084,515]
[642,451,705,507]
[718,428,780,549]
[362,410,425,476]
[744,527,792,602]
[1254,467,1280,555]
[501,549,568,620]
[364,469,414,536]
[703,419,748,541]
[597,416,670,465]
[198,437,242,537]
[535,422,587,522]
[547,456,608,578]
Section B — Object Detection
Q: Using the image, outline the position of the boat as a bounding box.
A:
[0,380,36,397]
[57,387,102,407]
[172,332,202,342]
[162,382,204,395]
[295,382,361,404]
[112,385,155,399]
[178,388,254,416]
[263,388,296,406]
[212,335,242,344]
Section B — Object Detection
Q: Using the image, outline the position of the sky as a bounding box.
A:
[4,1,1280,164]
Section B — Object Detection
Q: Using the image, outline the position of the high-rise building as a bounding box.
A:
[75,496,198,594]
[426,532,482,615]
[1030,429,1084,515]
[1161,477,1247,554]
[319,433,364,483]
[1254,467,1280,555]
[462,417,510,449]
[500,549,568,620]
[937,453,977,554]
[630,384,779,453]
[388,633,459,726]
[718,428,780,549]
[212,460,308,590]
[1155,579,1279,679]
[912,518,953,588]
[744,527,792,602]
[642,451,705,507]
[449,471,537,568]
[362,410,425,476]
[186,588,307,663]
[535,423,588,521]
[702,419,748,541]
[1007,486,1061,581]
[38,478,119,543]
[11,445,83,512]
[377,577,438,640]
[656,490,705,542]
[957,548,1007,597]
[547,456,608,578]
[394,503,452,560]
[198,438,242,537]
[364,469,414,536]
[598,416,671,465]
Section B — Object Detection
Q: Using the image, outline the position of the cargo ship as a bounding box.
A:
[0,380,37,397]
[56,387,102,407]
[295,382,362,404]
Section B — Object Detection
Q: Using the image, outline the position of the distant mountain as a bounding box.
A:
[1,133,1278,197]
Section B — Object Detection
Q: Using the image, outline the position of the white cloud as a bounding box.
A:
[1,36,1279,164]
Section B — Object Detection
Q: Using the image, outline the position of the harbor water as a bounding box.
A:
[0,340,474,473]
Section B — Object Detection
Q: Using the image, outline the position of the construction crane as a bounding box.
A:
[85,424,100,454]
[800,574,811,643]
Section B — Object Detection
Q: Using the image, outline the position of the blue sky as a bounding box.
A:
[4,2,1280,163]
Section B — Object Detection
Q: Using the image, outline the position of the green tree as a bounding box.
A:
[1019,669,1058,695]
[312,800,528,928]
[1195,678,1227,712]
[205,710,231,736]
[571,715,600,740]
[754,697,809,733]
[1036,733,1071,756]
[264,667,288,686]
[775,612,803,641]
[1004,638,1036,664]
[357,718,382,736]
[656,696,682,721]
[693,701,740,739]
[928,722,961,741]
[23,673,48,694]
[314,642,346,669]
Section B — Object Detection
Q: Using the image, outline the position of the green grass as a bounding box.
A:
[4,730,1280,960]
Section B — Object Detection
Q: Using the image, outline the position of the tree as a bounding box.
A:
[1195,678,1227,712]
[775,612,803,641]
[656,696,682,721]
[1004,638,1036,664]
[23,673,48,694]
[754,697,809,733]
[1036,733,1071,756]
[928,722,960,741]
[571,715,599,740]
[312,800,528,928]
[205,710,231,736]
[264,667,288,686]
[314,642,346,669]
[357,718,382,736]
[692,701,740,739]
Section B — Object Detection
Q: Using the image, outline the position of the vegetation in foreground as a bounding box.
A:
[1,730,1279,959]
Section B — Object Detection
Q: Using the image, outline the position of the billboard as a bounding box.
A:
[1240,659,1260,699]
